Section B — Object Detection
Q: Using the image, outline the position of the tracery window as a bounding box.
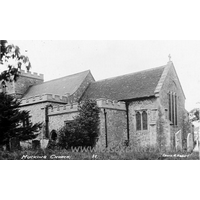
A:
[136,112,141,130]
[136,110,148,131]
[168,92,178,125]
[142,111,148,130]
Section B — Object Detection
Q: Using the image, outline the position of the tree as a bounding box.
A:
[58,99,100,149]
[0,41,41,150]
[189,108,200,122]
[0,40,7,61]
[77,99,100,146]
[0,40,31,81]
[0,92,42,150]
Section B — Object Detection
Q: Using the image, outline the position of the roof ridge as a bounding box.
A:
[30,70,90,87]
[154,65,170,96]
[95,65,167,83]
[22,69,91,98]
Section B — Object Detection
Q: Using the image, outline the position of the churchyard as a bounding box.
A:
[0,139,198,160]
[0,149,198,160]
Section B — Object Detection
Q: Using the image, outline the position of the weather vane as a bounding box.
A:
[168,54,171,61]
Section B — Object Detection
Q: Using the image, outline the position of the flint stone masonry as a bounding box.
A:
[97,108,127,148]
[47,101,80,132]
[20,98,126,132]
[49,112,78,132]
[159,62,186,146]
[47,98,126,117]
[48,104,78,116]
[48,99,127,144]
[97,98,126,111]
[163,120,171,150]
[128,97,158,147]
[20,102,62,125]
[20,101,66,140]
[170,126,180,150]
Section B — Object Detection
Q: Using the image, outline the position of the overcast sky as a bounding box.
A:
[0,40,199,111]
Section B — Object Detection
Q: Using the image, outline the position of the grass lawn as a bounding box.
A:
[0,148,199,160]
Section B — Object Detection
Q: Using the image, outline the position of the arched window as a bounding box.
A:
[136,110,148,131]
[142,111,148,130]
[168,92,178,125]
[136,112,141,130]
[51,130,57,141]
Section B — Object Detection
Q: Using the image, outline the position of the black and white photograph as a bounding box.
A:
[0,40,199,160]
[1,1,200,200]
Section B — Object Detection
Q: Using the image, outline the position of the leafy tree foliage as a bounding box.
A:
[0,92,42,149]
[0,40,7,61]
[189,108,200,122]
[0,41,41,150]
[58,99,100,149]
[0,40,31,81]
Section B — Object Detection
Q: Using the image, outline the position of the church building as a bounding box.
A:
[0,60,191,150]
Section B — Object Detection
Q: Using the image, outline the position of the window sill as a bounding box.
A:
[136,130,148,132]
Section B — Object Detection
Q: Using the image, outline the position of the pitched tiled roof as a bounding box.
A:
[23,70,91,98]
[82,65,166,101]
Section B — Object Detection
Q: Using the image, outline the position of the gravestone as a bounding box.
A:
[32,140,41,150]
[20,141,32,150]
[40,139,49,149]
[10,137,21,151]
[187,133,194,152]
[175,130,182,151]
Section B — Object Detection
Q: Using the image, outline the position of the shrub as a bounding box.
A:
[0,92,42,150]
[57,99,100,149]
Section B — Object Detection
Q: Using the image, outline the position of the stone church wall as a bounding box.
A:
[158,64,186,150]
[49,99,127,148]
[19,101,65,139]
[19,98,127,148]
[48,104,79,132]
[20,102,64,123]
[128,97,159,148]
[97,108,127,148]
[20,102,49,125]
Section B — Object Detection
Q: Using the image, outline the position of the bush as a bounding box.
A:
[57,99,100,149]
[0,92,42,150]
